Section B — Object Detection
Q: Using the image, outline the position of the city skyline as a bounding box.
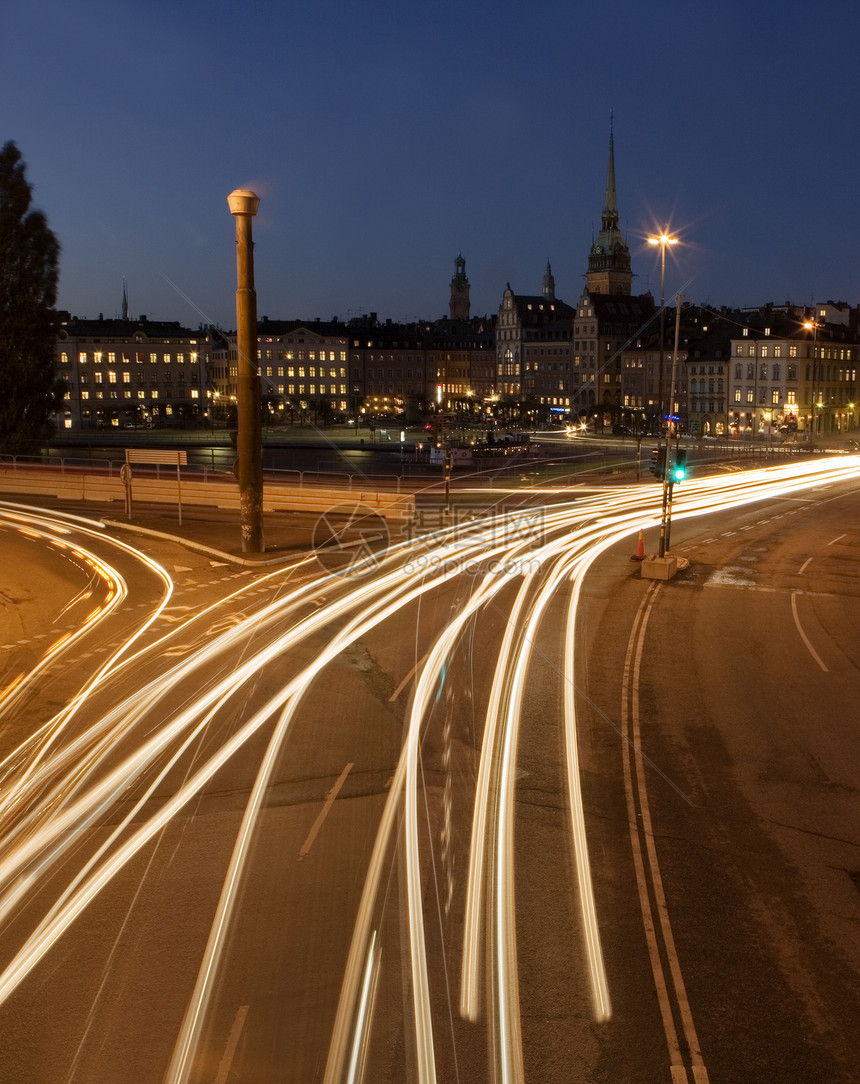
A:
[3,0,859,329]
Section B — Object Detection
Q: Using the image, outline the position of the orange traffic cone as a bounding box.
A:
[630,528,646,561]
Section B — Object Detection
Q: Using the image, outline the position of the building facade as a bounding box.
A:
[57,313,210,431]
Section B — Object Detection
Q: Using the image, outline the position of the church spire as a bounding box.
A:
[586,113,632,296]
[602,111,619,233]
[122,278,129,321]
[542,259,555,302]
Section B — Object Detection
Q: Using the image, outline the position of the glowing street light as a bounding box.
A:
[803,318,820,445]
[647,231,679,426]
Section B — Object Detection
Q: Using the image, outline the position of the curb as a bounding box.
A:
[101,519,301,568]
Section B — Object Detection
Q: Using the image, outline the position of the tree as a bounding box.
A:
[0,142,63,453]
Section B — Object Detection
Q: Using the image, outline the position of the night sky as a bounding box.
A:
[3,0,858,330]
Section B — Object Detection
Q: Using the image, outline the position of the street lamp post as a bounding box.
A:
[228,188,264,553]
[648,231,678,430]
[803,318,819,446]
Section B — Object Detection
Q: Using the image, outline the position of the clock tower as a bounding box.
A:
[449,253,471,320]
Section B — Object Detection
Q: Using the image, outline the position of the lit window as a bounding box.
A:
[772,390,779,405]
[79,352,87,363]
[191,389,199,399]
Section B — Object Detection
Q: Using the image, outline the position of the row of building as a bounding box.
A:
[54,134,860,439]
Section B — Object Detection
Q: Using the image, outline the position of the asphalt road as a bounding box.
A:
[0,463,858,1083]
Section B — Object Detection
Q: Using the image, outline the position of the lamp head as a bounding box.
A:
[228,189,260,216]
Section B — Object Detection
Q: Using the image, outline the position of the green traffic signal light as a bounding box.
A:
[672,449,688,482]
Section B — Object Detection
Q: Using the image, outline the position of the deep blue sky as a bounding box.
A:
[3,0,858,329]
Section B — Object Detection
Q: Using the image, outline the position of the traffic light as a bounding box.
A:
[671,448,688,483]
[649,446,665,479]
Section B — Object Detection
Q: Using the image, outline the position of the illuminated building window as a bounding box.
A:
[191,389,199,399]
[772,390,780,405]
[81,391,89,400]
[746,390,754,403]
[79,352,87,363]
[734,389,741,402]
[150,353,157,364]
[94,372,103,384]
[789,346,797,357]
[123,371,130,383]
[151,390,158,399]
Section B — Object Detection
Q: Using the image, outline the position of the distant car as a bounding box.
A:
[846,439,858,450]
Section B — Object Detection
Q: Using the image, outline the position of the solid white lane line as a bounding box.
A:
[300,762,354,858]
[790,592,829,673]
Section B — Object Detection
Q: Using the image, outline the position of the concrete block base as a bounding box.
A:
[640,555,678,581]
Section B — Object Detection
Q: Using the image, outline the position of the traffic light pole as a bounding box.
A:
[658,441,673,558]
[658,296,684,559]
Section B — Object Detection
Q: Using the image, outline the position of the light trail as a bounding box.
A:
[1,456,858,1082]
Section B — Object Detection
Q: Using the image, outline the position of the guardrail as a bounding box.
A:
[0,462,415,521]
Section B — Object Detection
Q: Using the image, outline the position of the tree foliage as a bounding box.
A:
[0,141,63,454]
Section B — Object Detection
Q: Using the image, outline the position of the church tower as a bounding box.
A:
[586,118,632,296]
[542,259,556,302]
[449,253,471,320]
